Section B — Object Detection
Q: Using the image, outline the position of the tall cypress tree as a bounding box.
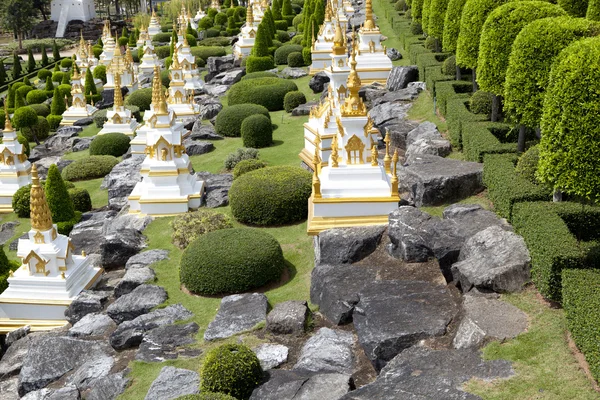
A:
[170,28,178,57]
[84,67,97,97]
[27,48,36,73]
[45,76,54,95]
[45,164,75,223]
[12,52,21,79]
[61,72,70,85]
[41,45,49,66]
[282,0,294,17]
[51,87,66,115]
[7,85,15,108]
[0,60,6,86]
[252,22,271,56]
[273,0,283,20]
[14,90,25,109]
[264,8,276,38]
[52,40,60,60]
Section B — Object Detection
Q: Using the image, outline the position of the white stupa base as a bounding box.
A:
[148,26,161,38]
[139,59,160,75]
[309,50,334,74]
[233,43,253,60]
[355,53,393,84]
[299,122,338,168]
[61,105,99,126]
[168,103,201,120]
[98,120,139,137]
[0,166,32,212]
[183,76,204,91]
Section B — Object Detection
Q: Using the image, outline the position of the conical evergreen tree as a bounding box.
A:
[41,45,49,66]
[273,0,282,20]
[14,90,25,109]
[27,48,36,73]
[314,0,325,26]
[45,164,75,223]
[54,63,60,72]
[12,52,21,79]
[121,27,129,38]
[84,67,97,97]
[50,87,66,115]
[282,0,294,17]
[264,8,276,38]
[0,60,6,86]
[61,72,70,85]
[52,40,60,60]
[45,76,54,94]
[23,76,31,86]
[7,85,15,108]
[252,22,271,56]
[128,33,136,47]
[170,28,178,57]
[187,21,196,37]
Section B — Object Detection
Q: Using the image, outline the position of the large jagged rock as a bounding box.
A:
[106,284,168,324]
[68,313,117,337]
[254,343,289,370]
[205,55,236,81]
[196,172,233,208]
[100,155,144,210]
[20,385,80,400]
[404,122,451,158]
[315,226,386,265]
[368,102,411,128]
[452,226,531,293]
[405,122,442,146]
[280,67,308,79]
[0,377,20,400]
[109,304,193,350]
[66,354,114,390]
[100,229,146,269]
[294,328,355,374]
[65,290,112,325]
[33,158,73,180]
[386,66,419,91]
[5,325,30,347]
[353,280,459,371]
[309,71,330,93]
[340,346,513,399]
[398,154,484,207]
[29,127,82,160]
[266,300,310,335]
[103,210,153,233]
[0,221,18,245]
[69,211,117,254]
[190,120,223,140]
[114,267,156,297]
[125,249,169,269]
[204,293,268,341]
[372,85,423,107]
[198,101,223,121]
[0,333,40,378]
[250,370,354,400]
[292,102,317,116]
[380,119,419,150]
[209,68,244,85]
[183,139,214,156]
[144,367,200,400]
[136,322,199,362]
[85,371,129,400]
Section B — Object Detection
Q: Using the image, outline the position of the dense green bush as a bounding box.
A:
[155,45,171,59]
[396,0,406,11]
[427,0,450,40]
[20,116,50,142]
[287,51,304,67]
[92,45,103,58]
[26,89,48,105]
[215,104,270,137]
[175,394,237,400]
[152,32,172,43]
[171,209,233,249]
[186,34,198,47]
[232,159,268,179]
[93,65,107,84]
[57,84,72,99]
[93,109,108,128]
[559,0,589,17]
[190,46,227,62]
[45,164,76,224]
[515,145,541,184]
[276,30,290,43]
[60,59,73,69]
[37,69,52,81]
[205,28,221,38]
[441,55,456,76]
[200,343,263,399]
[283,90,306,113]
[455,0,502,69]
[61,156,119,181]
[28,103,50,117]
[241,114,273,148]
[125,87,153,111]
[274,44,303,65]
[51,87,66,115]
[12,107,38,130]
[469,90,493,117]
[52,71,65,83]
[588,0,600,19]
[16,85,33,99]
[215,12,228,25]
[47,115,62,130]
[0,246,12,294]
[224,148,260,170]
[246,55,275,73]
[198,37,231,46]
[12,184,32,217]
[462,121,516,162]
[180,228,285,295]
[68,187,92,212]
[89,133,131,157]
[228,77,298,111]
[241,71,278,80]
[229,166,311,226]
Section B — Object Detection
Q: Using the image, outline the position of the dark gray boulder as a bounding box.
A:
[196,172,233,208]
[280,67,308,79]
[5,324,30,347]
[0,333,40,378]
[379,119,419,150]
[386,48,402,61]
[183,139,214,156]
[114,267,156,297]
[71,137,92,152]
[293,328,355,375]
[20,385,80,400]
[405,122,442,146]
[315,226,386,265]
[68,313,117,337]
[250,370,354,400]
[405,138,452,158]
[369,102,411,127]
[100,229,146,269]
[125,249,169,269]
[144,366,200,400]
[266,300,310,335]
[452,226,531,293]
[210,68,244,85]
[204,293,268,341]
[69,211,116,255]
[66,354,114,391]
[0,221,19,245]
[85,371,129,400]
[309,72,330,93]
[65,290,112,324]
[386,66,419,91]
[387,206,436,262]
[206,55,236,80]
[190,120,223,140]
[73,117,93,126]
[106,284,168,324]
[199,102,223,121]
[136,322,199,362]
[292,102,317,116]
[100,155,144,210]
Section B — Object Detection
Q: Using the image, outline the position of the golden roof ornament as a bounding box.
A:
[172,46,181,69]
[332,20,346,55]
[383,129,391,174]
[30,164,53,232]
[331,134,339,167]
[371,144,378,166]
[391,149,399,194]
[247,3,254,24]
[312,147,322,198]
[151,66,169,115]
[325,2,332,22]
[363,0,377,31]
[4,102,13,132]
[114,72,124,109]
[341,47,367,117]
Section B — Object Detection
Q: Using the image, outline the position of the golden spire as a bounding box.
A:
[183,34,189,47]
[151,65,169,115]
[391,149,399,195]
[30,164,53,232]
[247,2,254,24]
[371,144,378,166]
[383,128,391,174]
[312,147,322,198]
[363,0,377,31]
[114,72,124,109]
[114,35,122,56]
[3,102,13,132]
[325,1,332,22]
[152,9,157,18]
[125,47,134,64]
[230,0,235,8]
[341,47,367,116]
[172,46,181,69]
[330,134,339,167]
[332,20,346,55]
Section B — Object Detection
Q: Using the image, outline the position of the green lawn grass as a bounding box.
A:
[72,177,108,210]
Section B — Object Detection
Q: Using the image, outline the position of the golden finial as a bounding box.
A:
[114,39,122,57]
[325,1,332,21]
[391,149,399,195]
[363,0,376,31]
[4,102,13,132]
[330,134,339,167]
[64,95,69,107]
[341,47,367,117]
[312,147,322,198]
[332,20,346,55]
[172,45,181,69]
[183,34,189,47]
[247,3,254,24]
[82,250,86,257]
[125,47,134,64]
[151,65,169,115]
[371,144,378,166]
[30,164,53,232]
[114,72,124,109]
[60,272,66,279]
[383,129,391,174]
[311,20,316,46]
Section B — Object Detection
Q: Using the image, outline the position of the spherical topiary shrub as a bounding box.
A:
[16,85,33,99]
[12,106,38,130]
[241,114,273,148]
[125,87,153,111]
[200,343,263,399]
[174,394,237,400]
[186,34,198,47]
[442,55,456,76]
[37,69,52,81]
[60,59,73,69]
[28,103,50,117]
[274,44,303,65]
[89,132,131,157]
[287,52,304,67]
[228,77,298,111]
[26,90,48,105]
[151,32,171,44]
[93,65,107,84]
[283,90,306,113]
[469,90,493,117]
[155,45,171,59]
[20,116,50,142]
[515,144,540,184]
[180,228,285,294]
[215,104,270,137]
[17,135,30,156]
[61,156,119,181]
[47,115,62,131]
[233,159,267,179]
[12,184,32,218]
[68,187,92,212]
[241,71,278,81]
[229,166,312,226]
[170,209,234,249]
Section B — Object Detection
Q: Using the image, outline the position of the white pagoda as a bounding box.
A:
[61,68,98,125]
[306,50,399,235]
[0,107,31,213]
[167,47,201,120]
[354,0,392,84]
[148,10,161,38]
[138,27,160,75]
[195,4,206,20]
[176,37,204,91]
[99,33,117,66]
[105,44,139,91]
[0,165,102,333]
[310,3,337,74]
[98,72,139,136]
[210,0,221,11]
[232,6,258,60]
[178,4,198,30]
[128,67,204,216]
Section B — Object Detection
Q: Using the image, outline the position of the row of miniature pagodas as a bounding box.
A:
[128,66,204,216]
[98,72,139,136]
[232,4,259,60]
[306,48,399,235]
[195,0,222,20]
[137,26,161,75]
[0,164,101,333]
[0,105,31,214]
[173,34,204,92]
[61,68,99,126]
[74,31,99,76]
[178,3,198,30]
[354,0,392,84]
[309,1,343,74]
[105,43,139,92]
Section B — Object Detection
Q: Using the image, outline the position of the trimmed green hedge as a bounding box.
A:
[228,77,298,111]
[274,44,303,64]
[461,121,516,162]
[245,55,276,73]
[89,133,131,157]
[435,80,471,116]
[283,90,306,113]
[445,98,488,148]
[241,71,278,80]
[180,228,285,294]
[215,104,270,137]
[241,114,273,148]
[232,159,268,179]
[68,187,92,212]
[175,394,237,400]
[190,46,227,61]
[61,156,119,181]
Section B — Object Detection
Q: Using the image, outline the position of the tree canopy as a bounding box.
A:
[428,0,451,40]
[442,0,468,52]
[558,0,589,17]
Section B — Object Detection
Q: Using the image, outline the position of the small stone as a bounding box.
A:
[386,48,402,61]
[144,366,200,400]
[266,300,310,335]
[254,343,289,370]
[315,226,386,265]
[73,117,94,126]
[250,370,354,400]
[294,327,355,374]
[204,293,268,341]
[106,284,168,324]
[68,313,117,337]
[114,267,156,297]
[125,249,169,270]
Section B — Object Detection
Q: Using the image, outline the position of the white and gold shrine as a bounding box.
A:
[306,51,399,235]
[99,32,117,66]
[354,0,392,84]
[148,10,162,38]
[98,72,139,136]
[138,27,161,75]
[0,107,31,213]
[195,4,207,21]
[310,3,338,74]
[210,0,221,11]
[105,43,139,91]
[128,67,204,216]
[0,165,102,333]
[167,47,201,120]
[178,4,198,30]
[74,32,97,76]
[176,37,204,91]
[232,5,258,60]
[61,68,98,126]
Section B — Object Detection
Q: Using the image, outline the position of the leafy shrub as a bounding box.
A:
[47,115,63,130]
[45,164,76,224]
[57,84,72,99]
[200,343,263,399]
[287,52,304,67]
[28,103,50,117]
[61,156,119,181]
[93,109,108,128]
[395,0,406,11]
[125,87,153,111]
[246,55,275,73]
[89,133,131,157]
[469,90,493,117]
[17,135,30,156]
[275,20,288,30]
[68,187,92,212]
[215,104,270,137]
[283,90,306,113]
[186,34,197,47]
[228,77,298,111]
[174,394,237,400]
[60,59,73,69]
[12,184,32,217]
[0,246,12,293]
[16,85,32,99]
[410,22,423,35]
[215,12,228,25]
[93,65,107,84]
[20,116,50,142]
[515,145,541,184]
[26,89,48,105]
[152,32,171,43]
[198,37,231,46]
[117,37,129,47]
[301,47,311,65]
[155,45,171,59]
[205,28,221,38]
[229,166,311,225]
[274,44,303,65]
[37,69,52,81]
[291,34,303,45]
[12,106,38,130]
[424,36,436,50]
[233,159,268,179]
[241,71,278,80]
[92,45,103,58]
[241,114,273,148]
[190,46,227,61]
[224,148,260,170]
[277,30,290,43]
[171,209,234,249]
[52,71,65,83]
[442,55,456,76]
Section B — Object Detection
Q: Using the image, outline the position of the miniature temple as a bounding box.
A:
[105,44,139,91]
[210,0,221,11]
[74,32,96,75]
[232,5,258,60]
[176,37,204,91]
[61,68,98,125]
[178,4,198,30]
[195,4,206,20]
[309,4,337,74]
[148,10,161,38]
[0,165,102,333]
[138,26,160,75]
[98,72,139,136]
[128,66,204,216]
[251,0,265,23]
[0,107,31,213]
[166,47,201,120]
[99,32,117,66]
[354,0,392,84]
[306,50,399,235]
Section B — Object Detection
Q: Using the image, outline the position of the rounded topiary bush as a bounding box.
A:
[68,187,92,212]
[241,71,278,80]
[16,85,33,99]
[26,90,48,105]
[442,55,456,76]
[12,184,32,218]
[28,103,50,117]
[515,144,540,184]
[229,166,312,226]
[37,69,52,81]
[233,159,268,179]
[89,132,131,157]
[60,59,73,69]
[215,104,270,137]
[152,32,171,43]
[52,71,65,84]
[155,45,170,59]
[93,65,107,84]
[283,90,306,113]
[180,228,285,295]
[125,87,153,111]
[171,209,233,249]
[287,52,304,67]
[175,394,237,400]
[200,343,263,399]
[228,77,298,111]
[12,107,38,130]
[47,115,62,130]
[20,116,50,142]
[469,90,493,117]
[274,44,303,65]
[241,114,273,148]
[224,148,260,170]
[245,55,275,73]
[61,155,119,181]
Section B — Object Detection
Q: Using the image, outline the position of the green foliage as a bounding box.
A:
[155,45,171,59]
[205,28,222,38]
[504,17,599,129]
[93,109,108,128]
[17,135,29,156]
[232,159,268,179]
[428,0,450,40]
[51,71,64,84]
[52,40,60,60]
[14,90,26,109]
[287,52,304,67]
[441,55,456,75]
[396,0,406,11]
[89,133,131,157]
[198,37,231,46]
[84,67,96,97]
[60,58,73,69]
[224,147,260,170]
[152,32,172,43]
[68,187,92,212]
[228,77,298,111]
[0,245,11,293]
[199,15,215,30]
[538,37,600,201]
[559,0,589,16]
[6,86,15,109]
[515,144,541,184]
[200,343,263,399]
[27,48,35,73]
[412,0,425,21]
[462,121,517,162]
[469,90,493,117]
[229,166,311,226]
[241,71,278,80]
[302,46,312,65]
[125,87,153,111]
[12,52,22,79]
[181,228,285,295]
[28,103,50,117]
[215,104,270,137]
[45,164,75,223]
[0,60,6,86]
[12,184,32,217]
[61,155,120,181]
[424,36,436,50]
[118,37,129,47]
[92,45,103,59]
[283,90,306,112]
[175,393,237,400]
[46,115,62,130]
[246,55,276,73]
[57,84,71,99]
[170,209,233,249]
[190,46,227,61]
[186,34,197,47]
[588,0,600,19]
[61,72,70,85]
[93,64,107,84]
[50,87,66,115]
[274,44,303,64]
[252,22,271,57]
[241,114,273,148]
[44,76,55,96]
[40,45,48,66]
[12,106,37,129]
[20,116,50,142]
[421,0,432,33]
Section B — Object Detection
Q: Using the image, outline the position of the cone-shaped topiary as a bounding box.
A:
[45,164,76,223]
[128,33,136,47]
[264,8,276,39]
[52,40,60,60]
[41,45,48,66]
[0,60,5,86]
[251,22,271,57]
[61,72,70,85]
[282,0,293,17]
[7,85,15,108]
[421,0,432,34]
[273,0,283,20]
[12,52,21,79]
[84,67,97,97]
[51,87,66,115]
[27,48,36,73]
[14,90,25,109]
[170,29,178,57]
[44,75,54,95]
[442,0,467,52]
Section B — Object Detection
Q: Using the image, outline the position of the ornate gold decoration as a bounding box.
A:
[364,116,374,137]
[34,231,45,244]
[345,134,365,164]
[3,102,13,132]
[391,149,399,195]
[363,0,378,31]
[371,144,378,166]
[61,272,66,279]
[312,147,322,198]
[383,129,391,174]
[151,65,169,115]
[336,116,344,137]
[330,134,339,167]
[369,40,375,53]
[30,165,53,232]
[332,21,346,55]
[113,72,124,110]
[314,135,323,174]
[341,48,367,117]
[325,1,332,21]
[247,2,254,24]
[24,251,49,276]
[82,250,86,257]
[51,228,57,240]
